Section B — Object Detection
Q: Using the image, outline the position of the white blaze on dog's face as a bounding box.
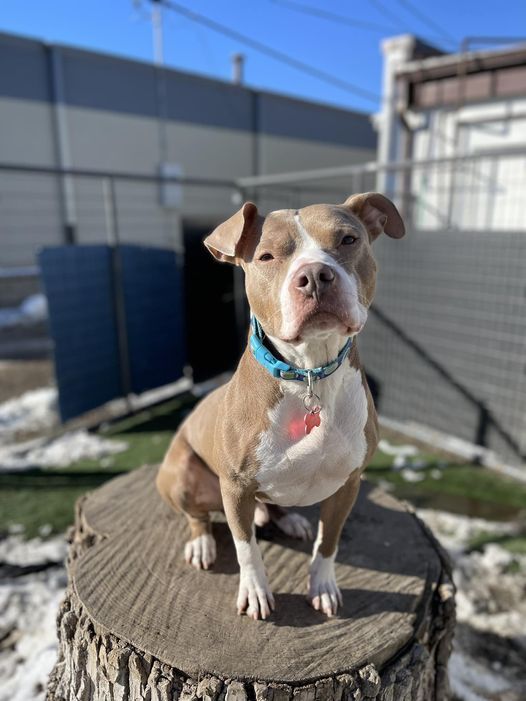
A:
[273,208,369,342]
[204,193,405,344]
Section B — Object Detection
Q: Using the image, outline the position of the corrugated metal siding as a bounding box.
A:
[120,245,185,395]
[39,245,122,420]
[39,244,185,421]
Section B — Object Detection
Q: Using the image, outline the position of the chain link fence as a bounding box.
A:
[1,153,525,468]
[240,149,526,469]
[0,165,242,419]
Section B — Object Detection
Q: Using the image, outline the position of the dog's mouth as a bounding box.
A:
[280,306,365,343]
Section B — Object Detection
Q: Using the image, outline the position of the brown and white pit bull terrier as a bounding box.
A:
[157,192,405,620]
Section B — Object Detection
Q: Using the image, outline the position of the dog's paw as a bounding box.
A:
[237,567,275,620]
[308,552,342,617]
[254,502,270,527]
[234,536,275,620]
[274,511,313,540]
[184,533,216,570]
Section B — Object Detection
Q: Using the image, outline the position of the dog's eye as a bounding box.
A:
[340,235,357,246]
[258,253,274,262]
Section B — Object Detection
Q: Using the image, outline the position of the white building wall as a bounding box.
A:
[411,98,526,230]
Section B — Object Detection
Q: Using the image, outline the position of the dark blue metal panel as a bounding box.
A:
[38,246,122,422]
[39,244,186,422]
[119,246,185,395]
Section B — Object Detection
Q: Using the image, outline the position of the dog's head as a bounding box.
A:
[204,193,405,344]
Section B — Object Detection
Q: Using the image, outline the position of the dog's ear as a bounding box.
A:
[204,202,259,264]
[344,192,405,242]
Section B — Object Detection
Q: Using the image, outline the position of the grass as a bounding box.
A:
[0,473,109,538]
[366,454,526,520]
[1,392,525,539]
[0,394,194,538]
[468,530,526,556]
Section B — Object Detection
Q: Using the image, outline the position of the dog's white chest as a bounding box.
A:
[255,367,368,507]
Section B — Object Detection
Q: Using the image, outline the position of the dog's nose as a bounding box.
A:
[294,263,335,298]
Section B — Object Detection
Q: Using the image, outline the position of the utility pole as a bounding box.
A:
[134,0,165,64]
[150,0,165,65]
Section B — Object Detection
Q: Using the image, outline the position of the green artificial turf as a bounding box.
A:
[366,454,526,520]
[467,530,526,556]
[0,473,108,538]
[0,395,194,538]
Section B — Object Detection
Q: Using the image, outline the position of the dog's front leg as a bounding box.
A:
[309,469,362,617]
[221,477,275,620]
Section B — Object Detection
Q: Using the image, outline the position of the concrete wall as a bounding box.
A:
[0,31,376,268]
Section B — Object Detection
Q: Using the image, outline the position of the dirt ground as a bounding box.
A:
[0,360,54,404]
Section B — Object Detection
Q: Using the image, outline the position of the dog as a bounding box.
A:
[157,192,405,619]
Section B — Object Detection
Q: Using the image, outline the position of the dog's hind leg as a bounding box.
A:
[156,432,222,569]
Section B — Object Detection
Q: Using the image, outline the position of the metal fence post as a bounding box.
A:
[233,187,250,355]
[102,176,133,410]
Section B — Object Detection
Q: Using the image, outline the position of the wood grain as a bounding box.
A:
[47,464,455,700]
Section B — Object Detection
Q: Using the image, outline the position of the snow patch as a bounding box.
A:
[0,535,67,567]
[378,439,418,458]
[416,509,517,555]
[380,415,526,483]
[400,468,426,482]
[0,293,48,330]
[0,388,58,441]
[0,429,128,471]
[449,650,513,701]
[417,508,526,700]
[0,535,66,701]
[379,439,435,472]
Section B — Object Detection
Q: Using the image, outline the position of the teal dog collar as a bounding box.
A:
[249,316,352,382]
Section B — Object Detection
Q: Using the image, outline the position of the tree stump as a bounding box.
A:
[46,465,455,701]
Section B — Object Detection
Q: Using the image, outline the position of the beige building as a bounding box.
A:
[0,30,376,271]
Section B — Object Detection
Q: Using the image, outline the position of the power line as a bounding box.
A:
[155,0,381,103]
[367,0,410,35]
[274,0,457,53]
[368,0,456,49]
[396,0,457,47]
[269,0,399,35]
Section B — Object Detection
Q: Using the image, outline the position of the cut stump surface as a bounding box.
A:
[47,464,455,700]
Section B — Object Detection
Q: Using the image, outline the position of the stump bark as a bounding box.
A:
[46,465,455,701]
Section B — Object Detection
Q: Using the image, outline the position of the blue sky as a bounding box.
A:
[1,0,525,113]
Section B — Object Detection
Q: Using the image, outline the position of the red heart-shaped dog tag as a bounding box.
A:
[304,411,321,435]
